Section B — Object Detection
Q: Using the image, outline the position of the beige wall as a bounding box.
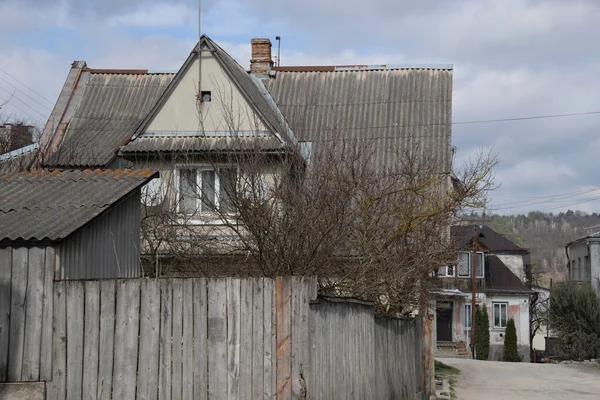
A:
[147,54,266,134]
[496,254,525,282]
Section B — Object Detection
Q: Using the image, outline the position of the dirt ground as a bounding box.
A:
[442,358,600,400]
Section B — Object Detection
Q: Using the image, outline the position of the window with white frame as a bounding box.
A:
[464,303,472,329]
[492,302,508,329]
[457,251,485,278]
[437,265,455,277]
[177,167,237,215]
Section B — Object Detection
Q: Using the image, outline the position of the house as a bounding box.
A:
[565,231,600,294]
[34,35,452,274]
[435,225,533,361]
[0,169,157,279]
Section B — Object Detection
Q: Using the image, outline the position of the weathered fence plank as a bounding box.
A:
[97,280,116,400]
[276,277,292,400]
[66,281,85,400]
[136,279,161,400]
[263,278,274,399]
[208,279,227,400]
[239,279,253,400]
[291,277,310,399]
[171,279,183,400]
[158,279,173,400]
[181,279,194,400]
[40,246,55,381]
[0,247,12,382]
[7,247,27,381]
[48,281,67,400]
[112,280,141,399]
[192,279,208,400]
[252,279,264,400]
[22,247,45,381]
[82,281,100,400]
[227,278,241,400]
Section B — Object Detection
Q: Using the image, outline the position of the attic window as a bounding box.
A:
[201,91,212,102]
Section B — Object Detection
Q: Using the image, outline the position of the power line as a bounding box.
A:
[0,77,52,112]
[0,67,54,105]
[0,85,47,121]
[492,188,600,210]
[0,95,43,125]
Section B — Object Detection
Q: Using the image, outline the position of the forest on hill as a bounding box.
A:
[458,210,600,286]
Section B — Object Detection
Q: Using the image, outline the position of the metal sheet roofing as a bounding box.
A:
[48,73,174,168]
[121,134,284,153]
[452,225,528,254]
[485,255,532,294]
[0,169,157,242]
[267,67,453,172]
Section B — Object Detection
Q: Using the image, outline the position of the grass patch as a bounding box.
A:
[435,360,460,377]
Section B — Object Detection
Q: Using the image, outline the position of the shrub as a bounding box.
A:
[503,318,520,362]
[550,283,600,360]
[475,305,490,360]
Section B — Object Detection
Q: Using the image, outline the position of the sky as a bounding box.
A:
[1,0,599,216]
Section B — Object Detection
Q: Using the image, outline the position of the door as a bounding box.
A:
[436,302,453,342]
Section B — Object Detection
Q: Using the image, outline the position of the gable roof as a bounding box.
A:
[267,65,453,172]
[485,255,532,294]
[46,72,174,168]
[451,225,528,254]
[120,35,296,155]
[0,169,157,242]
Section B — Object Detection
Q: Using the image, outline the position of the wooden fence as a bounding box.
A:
[310,298,423,400]
[0,268,427,399]
[0,247,54,383]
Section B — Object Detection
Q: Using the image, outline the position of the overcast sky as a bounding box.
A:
[1,0,599,215]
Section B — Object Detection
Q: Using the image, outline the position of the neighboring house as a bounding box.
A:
[0,169,157,279]
[435,225,533,361]
[565,231,600,294]
[35,35,453,271]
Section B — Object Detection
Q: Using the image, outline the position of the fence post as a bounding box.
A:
[422,308,435,399]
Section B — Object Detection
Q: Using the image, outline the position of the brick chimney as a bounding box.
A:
[250,38,273,75]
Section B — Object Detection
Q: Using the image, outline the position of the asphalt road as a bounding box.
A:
[441,358,600,400]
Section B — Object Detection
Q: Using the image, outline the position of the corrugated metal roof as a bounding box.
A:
[121,134,284,153]
[0,169,157,242]
[123,35,296,154]
[267,68,453,172]
[47,73,174,167]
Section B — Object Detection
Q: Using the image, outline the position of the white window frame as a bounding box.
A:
[457,251,485,278]
[464,303,472,329]
[437,265,455,278]
[492,302,508,329]
[175,164,238,219]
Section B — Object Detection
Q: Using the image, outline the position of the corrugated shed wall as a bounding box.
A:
[57,191,141,279]
[310,299,424,399]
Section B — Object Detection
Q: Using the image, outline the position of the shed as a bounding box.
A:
[0,169,157,279]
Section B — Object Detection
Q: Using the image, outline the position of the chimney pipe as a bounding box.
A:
[250,38,273,75]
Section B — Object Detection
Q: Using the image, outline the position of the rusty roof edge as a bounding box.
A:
[273,63,454,72]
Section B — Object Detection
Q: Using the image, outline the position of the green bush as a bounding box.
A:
[474,305,490,360]
[550,283,600,360]
[503,318,521,362]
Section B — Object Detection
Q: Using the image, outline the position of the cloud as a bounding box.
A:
[107,3,196,28]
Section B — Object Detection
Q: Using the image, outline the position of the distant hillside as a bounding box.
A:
[459,211,600,286]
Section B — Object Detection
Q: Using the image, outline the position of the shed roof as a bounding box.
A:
[484,255,532,294]
[0,169,157,242]
[267,66,453,172]
[46,72,174,168]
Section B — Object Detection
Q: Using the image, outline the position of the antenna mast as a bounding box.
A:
[198,0,202,96]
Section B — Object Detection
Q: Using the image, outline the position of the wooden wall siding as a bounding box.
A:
[309,299,424,400]
[0,246,54,383]
[45,277,316,400]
